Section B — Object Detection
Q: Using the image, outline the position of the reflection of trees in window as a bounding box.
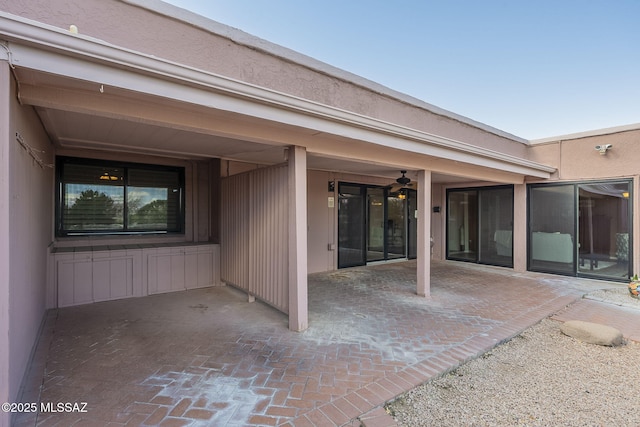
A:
[130,199,168,228]
[64,189,122,230]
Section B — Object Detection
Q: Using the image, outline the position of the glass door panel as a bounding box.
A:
[479,187,513,266]
[338,184,366,268]
[578,182,631,280]
[338,182,418,268]
[386,192,407,260]
[528,185,575,274]
[367,188,385,262]
[447,191,478,261]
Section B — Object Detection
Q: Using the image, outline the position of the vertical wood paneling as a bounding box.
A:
[221,173,250,291]
[221,165,289,313]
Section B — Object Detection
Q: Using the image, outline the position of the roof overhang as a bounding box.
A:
[0,11,555,181]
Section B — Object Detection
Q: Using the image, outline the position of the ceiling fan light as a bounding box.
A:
[396,170,411,185]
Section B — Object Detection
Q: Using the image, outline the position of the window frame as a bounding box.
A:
[55,156,185,237]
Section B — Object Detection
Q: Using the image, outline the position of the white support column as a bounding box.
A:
[288,146,308,331]
[417,170,432,297]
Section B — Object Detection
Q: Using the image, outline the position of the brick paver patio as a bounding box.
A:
[16,260,616,426]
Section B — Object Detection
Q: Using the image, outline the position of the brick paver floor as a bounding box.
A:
[16,260,618,426]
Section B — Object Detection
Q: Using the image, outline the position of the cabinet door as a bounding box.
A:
[57,256,93,307]
[185,248,213,289]
[93,257,134,302]
[147,248,186,295]
[148,253,172,294]
[170,248,186,291]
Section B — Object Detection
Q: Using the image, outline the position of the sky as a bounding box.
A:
[162,1,639,140]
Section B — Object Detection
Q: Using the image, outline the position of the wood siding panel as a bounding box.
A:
[221,173,250,290]
[221,165,289,313]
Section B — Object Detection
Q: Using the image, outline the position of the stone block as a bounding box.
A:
[560,320,623,346]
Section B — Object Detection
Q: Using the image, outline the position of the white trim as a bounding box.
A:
[531,122,640,144]
[0,12,554,178]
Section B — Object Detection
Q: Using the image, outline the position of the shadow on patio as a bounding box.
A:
[18,260,609,426]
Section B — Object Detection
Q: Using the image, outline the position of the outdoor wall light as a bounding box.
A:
[594,144,612,155]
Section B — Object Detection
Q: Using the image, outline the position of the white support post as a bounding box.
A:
[288,146,308,331]
[416,170,432,297]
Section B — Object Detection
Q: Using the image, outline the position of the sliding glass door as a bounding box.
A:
[528,180,632,281]
[367,187,385,262]
[338,183,414,268]
[338,184,366,268]
[447,190,478,261]
[447,186,513,267]
[386,192,407,260]
[528,185,575,275]
[577,182,632,279]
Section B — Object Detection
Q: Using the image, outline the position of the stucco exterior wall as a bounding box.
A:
[0,61,11,427]
[5,72,53,417]
[307,170,335,274]
[0,0,529,159]
[528,129,640,181]
[431,184,445,260]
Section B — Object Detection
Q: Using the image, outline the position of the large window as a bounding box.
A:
[56,157,184,236]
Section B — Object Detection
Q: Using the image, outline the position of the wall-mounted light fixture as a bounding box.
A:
[594,144,612,155]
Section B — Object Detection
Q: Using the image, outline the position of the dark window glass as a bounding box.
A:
[57,158,184,236]
[447,186,513,267]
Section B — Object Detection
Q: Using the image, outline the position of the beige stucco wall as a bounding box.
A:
[2,69,54,419]
[529,129,640,181]
[307,170,335,274]
[0,0,529,159]
[0,60,10,427]
[431,184,445,260]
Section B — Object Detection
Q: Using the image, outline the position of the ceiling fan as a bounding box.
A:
[388,170,417,193]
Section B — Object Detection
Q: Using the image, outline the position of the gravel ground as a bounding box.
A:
[386,289,640,427]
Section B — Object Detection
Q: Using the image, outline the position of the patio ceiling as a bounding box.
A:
[16,67,468,184]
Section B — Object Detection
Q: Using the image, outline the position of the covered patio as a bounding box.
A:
[17,261,609,427]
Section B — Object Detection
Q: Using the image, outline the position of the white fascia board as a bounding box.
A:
[0,12,554,178]
[531,122,640,144]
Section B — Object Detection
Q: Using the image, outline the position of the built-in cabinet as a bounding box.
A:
[52,244,220,307]
[146,245,218,295]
